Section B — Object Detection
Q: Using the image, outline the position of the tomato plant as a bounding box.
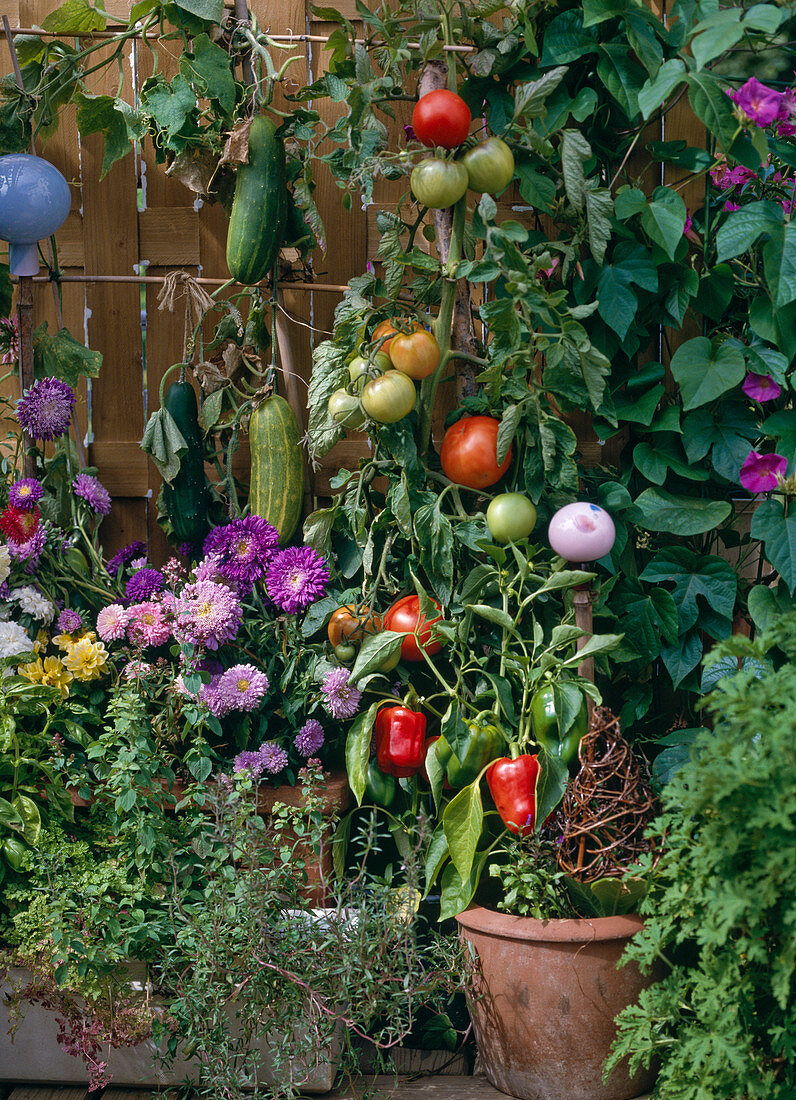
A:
[348,351,391,385]
[461,137,515,194]
[361,371,416,422]
[327,605,383,648]
[486,493,537,542]
[412,89,471,148]
[389,330,440,380]
[328,389,366,428]
[440,416,511,489]
[371,318,401,354]
[410,158,468,209]
[383,595,443,661]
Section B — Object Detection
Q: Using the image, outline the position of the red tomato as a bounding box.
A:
[390,330,440,380]
[383,594,443,662]
[439,416,512,490]
[412,89,472,149]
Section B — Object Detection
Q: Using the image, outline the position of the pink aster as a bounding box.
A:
[321,666,362,720]
[97,603,130,642]
[217,663,270,712]
[732,77,784,129]
[127,601,172,648]
[173,579,242,650]
[739,450,787,493]
[742,373,782,402]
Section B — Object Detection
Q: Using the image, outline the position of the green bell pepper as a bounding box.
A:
[436,718,505,788]
[365,757,398,808]
[530,684,588,768]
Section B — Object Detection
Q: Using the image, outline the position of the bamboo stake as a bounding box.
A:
[16,277,36,479]
[13,274,349,293]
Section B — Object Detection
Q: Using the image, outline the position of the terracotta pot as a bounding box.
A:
[455,905,657,1100]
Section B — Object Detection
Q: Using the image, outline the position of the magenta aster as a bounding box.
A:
[217,663,270,712]
[124,568,165,603]
[57,608,82,634]
[127,601,172,648]
[17,377,75,441]
[321,666,362,720]
[266,546,330,614]
[96,603,130,642]
[202,516,280,588]
[731,77,784,128]
[742,373,782,402]
[739,450,787,493]
[295,718,325,756]
[73,473,111,516]
[9,479,43,511]
[173,579,243,650]
[258,740,289,775]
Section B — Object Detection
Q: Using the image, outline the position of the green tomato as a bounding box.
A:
[348,351,391,384]
[328,389,366,429]
[334,642,357,663]
[461,137,515,194]
[361,370,416,423]
[410,158,468,210]
[486,493,537,542]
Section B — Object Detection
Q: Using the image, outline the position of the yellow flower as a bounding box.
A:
[40,656,72,698]
[17,658,44,683]
[52,632,76,653]
[63,636,108,682]
[34,630,49,654]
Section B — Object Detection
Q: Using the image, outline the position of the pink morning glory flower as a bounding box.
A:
[732,78,784,128]
[742,373,781,402]
[739,451,787,492]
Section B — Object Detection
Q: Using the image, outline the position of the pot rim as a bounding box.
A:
[455,903,645,943]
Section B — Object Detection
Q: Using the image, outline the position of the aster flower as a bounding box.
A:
[233,749,266,778]
[96,603,130,642]
[0,621,33,659]
[56,608,82,634]
[124,568,165,603]
[217,664,270,712]
[321,666,362,720]
[73,473,112,516]
[742,373,782,403]
[202,516,280,588]
[130,556,148,571]
[7,526,46,572]
[266,546,330,614]
[173,580,243,650]
[106,540,146,576]
[295,719,325,757]
[10,586,55,624]
[731,77,784,128]
[17,377,75,441]
[739,450,787,493]
[0,545,10,588]
[0,504,40,544]
[258,740,289,775]
[199,676,234,717]
[127,601,172,648]
[9,479,43,511]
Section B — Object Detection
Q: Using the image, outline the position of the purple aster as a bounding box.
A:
[217,663,270,712]
[202,516,280,587]
[124,567,165,603]
[8,526,46,572]
[56,608,82,634]
[732,77,784,128]
[258,740,289,775]
[739,450,787,493]
[266,546,330,614]
[73,473,111,516]
[233,749,266,778]
[321,666,362,720]
[295,718,325,756]
[199,675,233,717]
[742,373,782,402]
[107,540,147,576]
[173,579,243,650]
[9,479,43,511]
[17,377,75,441]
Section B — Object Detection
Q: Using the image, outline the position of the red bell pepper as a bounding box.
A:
[375,705,427,778]
[486,753,541,836]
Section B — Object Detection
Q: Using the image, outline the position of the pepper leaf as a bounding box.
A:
[345,701,379,805]
[442,781,484,881]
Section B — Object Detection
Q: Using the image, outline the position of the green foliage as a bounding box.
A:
[606,618,796,1098]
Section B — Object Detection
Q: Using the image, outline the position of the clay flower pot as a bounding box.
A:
[456,905,657,1100]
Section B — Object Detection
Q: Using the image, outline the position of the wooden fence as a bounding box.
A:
[1,0,704,563]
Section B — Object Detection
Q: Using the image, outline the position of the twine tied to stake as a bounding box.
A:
[157,271,216,363]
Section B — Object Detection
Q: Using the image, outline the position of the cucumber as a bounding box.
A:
[162,379,211,547]
[249,395,304,543]
[226,115,287,285]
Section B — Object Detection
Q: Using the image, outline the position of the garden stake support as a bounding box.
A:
[573,574,595,685]
[16,275,36,479]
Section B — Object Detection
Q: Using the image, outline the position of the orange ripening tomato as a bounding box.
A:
[440,415,512,490]
[371,317,426,357]
[390,329,441,380]
[327,605,383,648]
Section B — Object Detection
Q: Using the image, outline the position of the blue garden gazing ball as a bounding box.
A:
[0,154,71,275]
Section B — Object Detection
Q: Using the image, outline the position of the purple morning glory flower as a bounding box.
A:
[266,546,330,614]
[731,77,784,128]
[9,479,43,511]
[17,377,75,441]
[73,473,111,516]
[739,451,787,492]
[742,373,782,403]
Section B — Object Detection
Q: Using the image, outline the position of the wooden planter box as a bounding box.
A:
[0,965,341,1090]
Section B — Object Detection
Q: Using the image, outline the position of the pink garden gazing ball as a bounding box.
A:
[548,502,616,561]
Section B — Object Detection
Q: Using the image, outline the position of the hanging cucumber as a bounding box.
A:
[249,395,304,543]
[226,115,287,285]
[162,377,211,546]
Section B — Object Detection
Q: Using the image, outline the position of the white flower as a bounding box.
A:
[0,621,33,659]
[0,544,10,587]
[10,586,55,624]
